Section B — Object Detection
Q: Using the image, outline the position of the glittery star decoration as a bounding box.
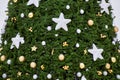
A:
[31,46,37,51]
[88,44,104,61]
[10,33,25,49]
[27,0,40,7]
[99,0,110,14]
[52,13,71,31]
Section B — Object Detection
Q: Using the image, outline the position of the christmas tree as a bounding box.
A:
[0,0,120,80]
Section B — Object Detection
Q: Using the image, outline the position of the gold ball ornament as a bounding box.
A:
[114,26,119,32]
[111,57,116,63]
[19,56,25,62]
[28,12,34,18]
[79,63,85,69]
[7,78,11,80]
[13,0,18,3]
[58,54,65,61]
[88,19,94,26]
[30,62,36,68]
[105,63,111,69]
[0,55,6,61]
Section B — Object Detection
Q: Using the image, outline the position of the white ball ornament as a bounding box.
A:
[116,74,120,79]
[80,9,84,14]
[77,72,82,77]
[2,73,7,79]
[85,0,89,2]
[20,13,24,18]
[33,74,38,79]
[76,29,81,34]
[47,74,52,79]
[47,26,52,31]
[66,5,70,9]
[103,71,108,76]
[55,34,59,37]
[7,59,11,65]
[42,41,46,46]
[76,43,80,48]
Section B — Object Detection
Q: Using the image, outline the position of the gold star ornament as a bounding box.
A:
[31,46,37,51]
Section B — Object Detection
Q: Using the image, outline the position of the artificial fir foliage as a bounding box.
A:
[0,0,120,80]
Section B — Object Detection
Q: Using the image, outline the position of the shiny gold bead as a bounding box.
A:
[0,55,6,61]
[6,78,11,80]
[17,71,22,77]
[111,57,116,63]
[58,54,65,61]
[79,63,85,69]
[88,19,94,26]
[13,0,17,3]
[105,63,110,69]
[28,12,34,18]
[114,26,119,32]
[30,62,36,68]
[118,49,120,53]
[19,56,25,62]
[97,71,102,75]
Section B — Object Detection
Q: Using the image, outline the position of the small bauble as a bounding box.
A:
[58,54,65,61]
[66,5,70,9]
[30,62,36,68]
[76,29,81,34]
[85,0,89,2]
[88,19,94,26]
[103,71,108,76]
[76,72,82,77]
[2,73,7,79]
[76,43,80,48]
[20,13,24,18]
[13,0,18,3]
[7,59,11,65]
[114,26,119,32]
[6,78,11,80]
[79,63,85,69]
[28,12,34,18]
[33,74,38,80]
[116,74,120,79]
[47,26,52,31]
[47,74,52,79]
[41,41,46,46]
[80,9,84,14]
[111,57,116,63]
[105,63,110,69]
[19,56,25,62]
[0,55,6,61]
